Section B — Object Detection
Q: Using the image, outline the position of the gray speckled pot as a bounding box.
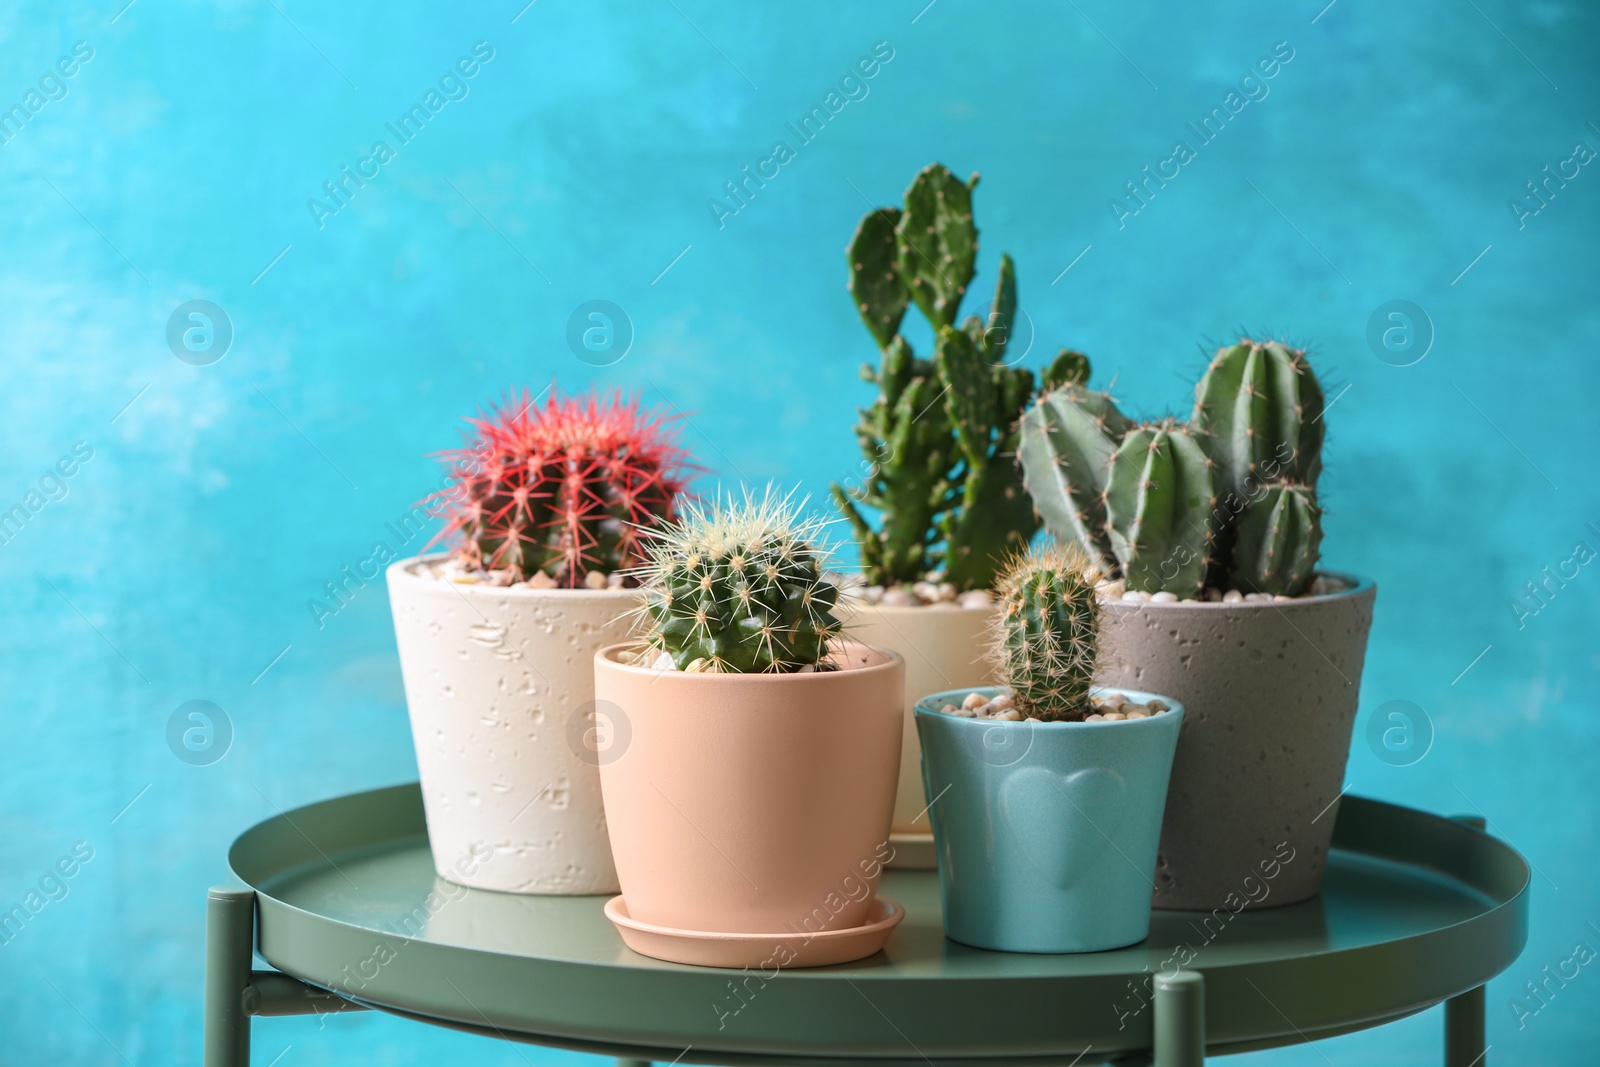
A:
[1096,573,1376,910]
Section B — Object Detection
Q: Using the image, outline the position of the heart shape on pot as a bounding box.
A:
[1000,766,1127,889]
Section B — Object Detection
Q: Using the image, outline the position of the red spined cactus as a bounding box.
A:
[425,388,696,587]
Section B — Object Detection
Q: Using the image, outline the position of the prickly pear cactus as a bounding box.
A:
[847,207,908,348]
[935,319,1039,591]
[1017,383,1135,572]
[831,336,957,587]
[989,543,1101,721]
[833,163,1097,592]
[637,490,842,673]
[1193,339,1325,500]
[897,164,978,328]
[1104,422,1214,597]
[1044,348,1092,389]
[1230,483,1322,596]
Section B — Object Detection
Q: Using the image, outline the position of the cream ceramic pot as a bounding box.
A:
[387,555,634,895]
[593,642,904,935]
[840,601,998,838]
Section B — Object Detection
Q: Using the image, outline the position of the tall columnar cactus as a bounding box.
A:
[1192,338,1326,595]
[989,543,1102,721]
[1018,337,1330,598]
[426,389,694,587]
[1231,483,1323,596]
[1017,383,1135,573]
[635,490,842,673]
[1193,339,1325,500]
[833,162,1088,592]
[1104,422,1214,596]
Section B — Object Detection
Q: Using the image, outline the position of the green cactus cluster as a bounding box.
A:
[1019,338,1327,598]
[989,543,1102,721]
[635,489,843,673]
[833,162,1088,593]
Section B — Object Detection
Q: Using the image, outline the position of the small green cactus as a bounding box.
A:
[636,489,842,673]
[1104,422,1214,597]
[989,543,1102,721]
[834,162,1092,592]
[1018,337,1332,597]
[1230,483,1322,596]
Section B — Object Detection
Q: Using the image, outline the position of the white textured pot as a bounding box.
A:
[1096,574,1376,910]
[386,555,632,895]
[839,601,998,851]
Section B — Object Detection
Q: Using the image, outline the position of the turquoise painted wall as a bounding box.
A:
[1,0,1596,1062]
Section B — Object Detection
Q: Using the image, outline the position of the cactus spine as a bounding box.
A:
[636,490,842,673]
[1017,337,1331,598]
[834,162,1090,592]
[989,543,1102,721]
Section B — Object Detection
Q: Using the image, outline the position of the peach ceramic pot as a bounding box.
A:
[593,642,905,937]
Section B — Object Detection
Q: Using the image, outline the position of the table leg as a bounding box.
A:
[1444,815,1489,1067]
[1445,985,1486,1067]
[1154,970,1205,1067]
[205,886,256,1067]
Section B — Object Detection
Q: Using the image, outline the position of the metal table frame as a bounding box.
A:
[205,792,1525,1067]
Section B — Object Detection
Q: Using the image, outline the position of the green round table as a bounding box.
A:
[206,784,1528,1067]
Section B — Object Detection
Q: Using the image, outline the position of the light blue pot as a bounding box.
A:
[914,686,1184,953]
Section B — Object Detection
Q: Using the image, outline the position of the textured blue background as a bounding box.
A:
[1,0,1596,1063]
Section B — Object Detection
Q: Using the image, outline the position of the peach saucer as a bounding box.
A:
[604,895,904,968]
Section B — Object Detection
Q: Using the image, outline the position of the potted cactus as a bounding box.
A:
[1018,338,1376,909]
[386,388,696,895]
[914,544,1184,953]
[594,491,906,968]
[832,162,1087,856]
